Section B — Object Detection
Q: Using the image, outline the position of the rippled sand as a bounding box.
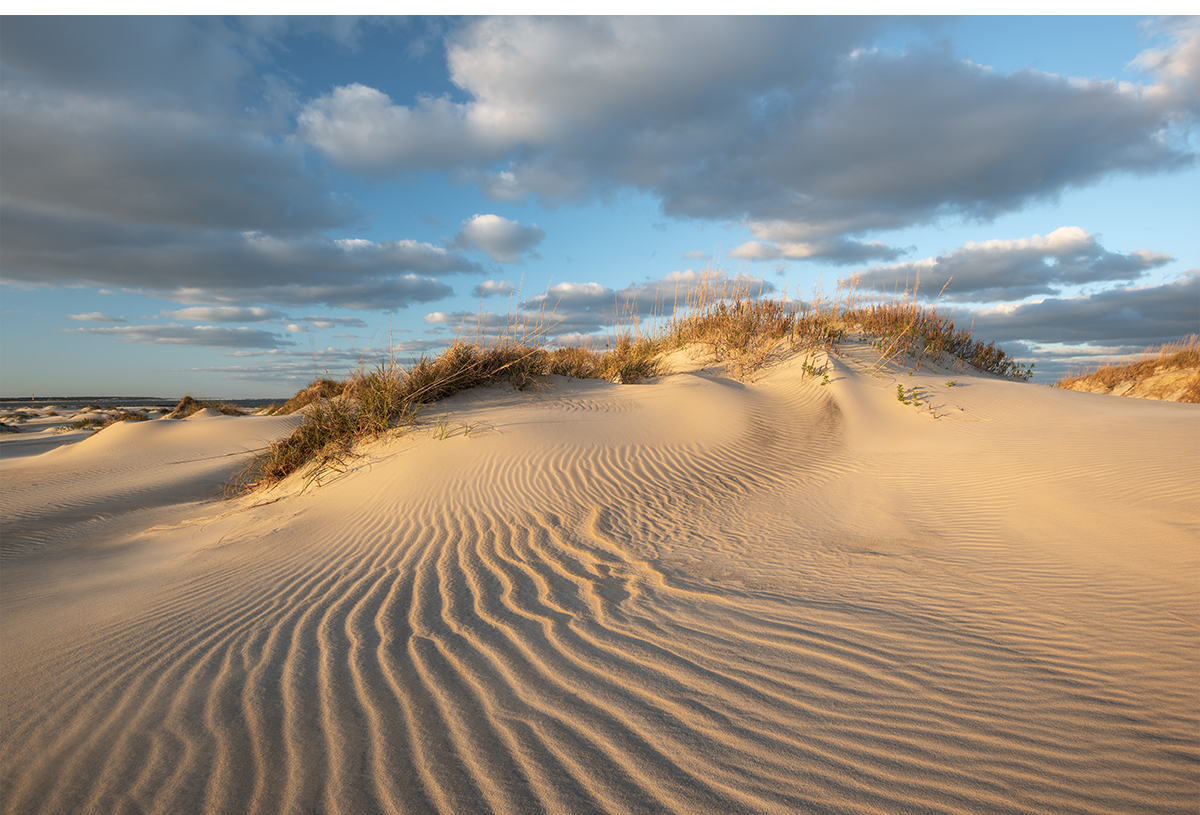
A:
[3,344,1197,814]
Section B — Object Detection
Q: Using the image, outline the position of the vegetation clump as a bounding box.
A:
[68,411,150,433]
[234,274,1034,494]
[233,337,669,492]
[168,395,246,419]
[1055,335,1200,403]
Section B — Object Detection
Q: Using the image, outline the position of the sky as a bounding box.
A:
[1,14,1197,398]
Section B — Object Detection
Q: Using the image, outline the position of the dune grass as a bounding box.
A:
[1054,335,1200,402]
[67,411,150,433]
[232,276,1033,493]
[168,395,247,419]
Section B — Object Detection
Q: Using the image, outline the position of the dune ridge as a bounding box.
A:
[2,345,1197,814]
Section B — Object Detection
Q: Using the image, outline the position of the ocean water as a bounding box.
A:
[0,397,278,413]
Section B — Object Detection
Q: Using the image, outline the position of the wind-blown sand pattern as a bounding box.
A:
[3,345,1198,814]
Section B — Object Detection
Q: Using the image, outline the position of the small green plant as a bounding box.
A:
[433,414,453,440]
[945,380,958,387]
[896,384,909,404]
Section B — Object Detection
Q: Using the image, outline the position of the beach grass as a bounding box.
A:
[231,276,1033,493]
[168,395,247,419]
[1054,335,1200,402]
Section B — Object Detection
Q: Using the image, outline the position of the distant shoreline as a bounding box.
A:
[0,396,280,411]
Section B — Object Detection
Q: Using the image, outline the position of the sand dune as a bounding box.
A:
[2,344,1197,814]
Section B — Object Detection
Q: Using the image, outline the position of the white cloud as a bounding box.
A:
[521,270,776,338]
[857,227,1174,302]
[472,279,517,298]
[3,208,468,310]
[1130,16,1200,106]
[68,312,126,322]
[68,324,289,349]
[298,17,1196,241]
[731,237,904,265]
[450,214,545,263]
[169,306,284,322]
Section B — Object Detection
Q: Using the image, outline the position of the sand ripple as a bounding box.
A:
[2,367,1197,814]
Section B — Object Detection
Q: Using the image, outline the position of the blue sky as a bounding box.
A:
[1,15,1197,398]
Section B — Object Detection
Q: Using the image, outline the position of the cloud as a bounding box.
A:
[295,315,370,330]
[0,17,467,315]
[472,279,517,298]
[521,270,777,338]
[963,271,1200,347]
[0,18,358,235]
[68,312,126,323]
[681,250,709,260]
[169,306,285,322]
[450,214,546,263]
[1,204,467,309]
[856,227,1172,302]
[300,16,1196,239]
[1130,16,1200,108]
[730,236,906,265]
[68,324,290,349]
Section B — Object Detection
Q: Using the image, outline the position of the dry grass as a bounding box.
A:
[231,273,1032,494]
[1054,335,1200,402]
[68,411,150,433]
[230,340,665,493]
[168,395,246,419]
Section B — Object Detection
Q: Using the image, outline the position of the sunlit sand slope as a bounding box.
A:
[2,346,1197,814]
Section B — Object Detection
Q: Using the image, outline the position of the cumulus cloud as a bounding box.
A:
[1,204,467,309]
[0,17,466,315]
[68,324,290,349]
[450,214,545,263]
[731,237,906,265]
[169,306,285,322]
[68,312,126,322]
[521,270,776,338]
[0,18,358,235]
[1130,16,1200,108]
[856,227,1173,302]
[295,315,370,330]
[299,16,1196,239]
[963,271,1199,347]
[472,279,517,298]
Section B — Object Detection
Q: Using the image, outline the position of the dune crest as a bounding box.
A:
[2,346,1197,814]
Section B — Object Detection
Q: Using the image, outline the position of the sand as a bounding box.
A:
[2,343,1197,815]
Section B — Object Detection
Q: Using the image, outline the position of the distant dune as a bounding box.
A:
[1056,335,1200,403]
[2,342,1197,815]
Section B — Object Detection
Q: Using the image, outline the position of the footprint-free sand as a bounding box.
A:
[2,343,1197,814]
